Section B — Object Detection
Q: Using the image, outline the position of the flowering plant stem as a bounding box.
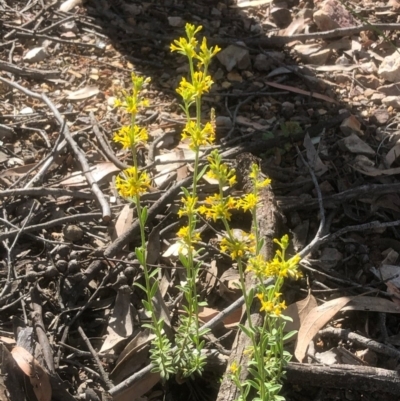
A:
[170,23,220,377]
[113,73,174,380]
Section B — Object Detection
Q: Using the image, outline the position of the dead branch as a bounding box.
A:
[286,362,400,395]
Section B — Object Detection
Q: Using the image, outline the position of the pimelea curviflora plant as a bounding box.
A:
[170,23,221,378]
[114,23,301,398]
[113,73,175,380]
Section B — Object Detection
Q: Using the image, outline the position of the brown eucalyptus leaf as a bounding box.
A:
[112,204,134,241]
[342,296,400,313]
[11,347,52,401]
[284,293,318,334]
[295,297,353,362]
[100,287,135,353]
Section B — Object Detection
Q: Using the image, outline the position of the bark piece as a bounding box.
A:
[216,153,282,401]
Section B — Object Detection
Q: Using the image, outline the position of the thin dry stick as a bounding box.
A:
[77,325,113,390]
[31,287,56,374]
[89,112,129,170]
[0,76,111,221]
[0,187,94,200]
[295,145,327,259]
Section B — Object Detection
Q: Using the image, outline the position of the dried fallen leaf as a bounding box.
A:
[111,329,155,382]
[58,162,120,187]
[198,305,243,329]
[303,132,328,176]
[284,293,318,334]
[146,222,161,265]
[342,296,400,313]
[295,297,353,362]
[11,347,52,401]
[111,204,134,241]
[265,81,338,104]
[65,86,99,100]
[59,0,82,12]
[0,163,38,177]
[100,288,135,353]
[385,142,400,167]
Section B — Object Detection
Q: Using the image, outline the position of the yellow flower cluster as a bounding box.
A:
[115,167,151,199]
[249,163,271,190]
[237,193,258,212]
[256,293,287,316]
[246,235,301,280]
[229,361,239,375]
[170,24,220,64]
[206,150,236,187]
[114,72,150,115]
[177,225,201,252]
[171,23,220,151]
[182,121,215,150]
[220,232,255,260]
[177,195,198,218]
[198,194,236,222]
[113,125,148,149]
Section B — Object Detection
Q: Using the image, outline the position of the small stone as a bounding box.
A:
[382,96,400,109]
[340,115,362,136]
[378,52,400,83]
[313,0,355,31]
[338,133,375,156]
[211,7,221,16]
[363,88,375,98]
[370,92,385,104]
[270,3,292,28]
[63,225,84,242]
[281,101,295,118]
[370,108,390,125]
[23,47,48,63]
[227,71,243,82]
[378,82,400,96]
[307,49,331,65]
[355,74,380,89]
[216,116,232,129]
[168,16,185,27]
[320,248,343,268]
[59,21,78,32]
[217,42,251,71]
[221,81,232,89]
